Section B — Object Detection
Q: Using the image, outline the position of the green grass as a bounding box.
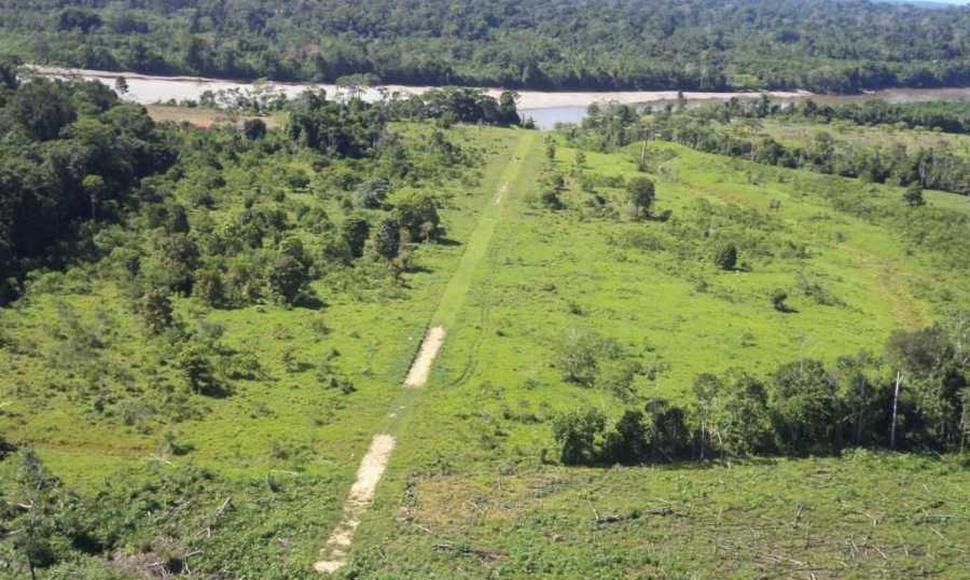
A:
[2,122,970,578]
[0,125,528,576]
[761,118,970,156]
[360,452,970,578]
[351,135,970,578]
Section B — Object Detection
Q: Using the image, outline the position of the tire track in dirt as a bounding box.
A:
[313,132,536,574]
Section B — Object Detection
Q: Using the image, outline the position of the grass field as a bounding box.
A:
[2,117,970,577]
[760,118,970,157]
[353,137,970,577]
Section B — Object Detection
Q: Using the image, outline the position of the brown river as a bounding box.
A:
[28,65,970,130]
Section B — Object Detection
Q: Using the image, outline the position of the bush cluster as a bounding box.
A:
[553,313,970,465]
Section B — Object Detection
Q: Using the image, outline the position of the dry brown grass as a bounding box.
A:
[145,105,283,129]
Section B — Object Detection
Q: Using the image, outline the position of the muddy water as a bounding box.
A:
[27,65,970,129]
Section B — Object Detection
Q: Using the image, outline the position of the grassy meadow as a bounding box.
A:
[355,136,970,577]
[2,111,970,578]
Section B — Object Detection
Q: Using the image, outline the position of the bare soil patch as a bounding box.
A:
[313,434,396,573]
[404,326,446,388]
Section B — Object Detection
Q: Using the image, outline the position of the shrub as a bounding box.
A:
[193,268,225,307]
[243,118,267,140]
[341,215,370,259]
[771,289,790,312]
[354,177,391,209]
[394,190,441,241]
[552,409,606,465]
[903,183,925,208]
[373,218,401,260]
[714,243,738,270]
[141,290,173,334]
[557,330,610,387]
[176,344,224,397]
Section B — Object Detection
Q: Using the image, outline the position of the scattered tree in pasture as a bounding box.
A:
[903,183,926,207]
[771,289,790,312]
[627,176,656,219]
[714,243,738,271]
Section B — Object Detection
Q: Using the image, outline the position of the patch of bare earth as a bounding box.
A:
[145,105,281,130]
[405,326,446,388]
[314,434,397,573]
[314,327,447,573]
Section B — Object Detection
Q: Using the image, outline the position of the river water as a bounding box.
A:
[27,66,970,130]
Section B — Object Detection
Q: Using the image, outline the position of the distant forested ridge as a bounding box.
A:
[3,0,970,92]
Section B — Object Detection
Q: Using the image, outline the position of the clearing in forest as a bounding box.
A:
[313,132,538,573]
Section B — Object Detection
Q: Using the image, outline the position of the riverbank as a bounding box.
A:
[27,65,970,130]
[26,65,812,110]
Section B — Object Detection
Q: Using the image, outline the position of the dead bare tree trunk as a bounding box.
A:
[891,371,902,449]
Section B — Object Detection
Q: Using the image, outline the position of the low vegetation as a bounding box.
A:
[2,70,970,578]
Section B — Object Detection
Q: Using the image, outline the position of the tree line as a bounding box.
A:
[0,61,175,304]
[707,96,970,136]
[3,69,502,420]
[652,114,970,196]
[1,66,521,306]
[553,313,970,466]
[563,101,970,196]
[6,0,970,92]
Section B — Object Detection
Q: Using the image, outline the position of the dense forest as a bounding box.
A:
[0,64,520,305]
[4,0,970,91]
[0,71,524,575]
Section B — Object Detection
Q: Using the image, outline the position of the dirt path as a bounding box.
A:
[313,434,396,573]
[405,326,446,388]
[313,132,537,574]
